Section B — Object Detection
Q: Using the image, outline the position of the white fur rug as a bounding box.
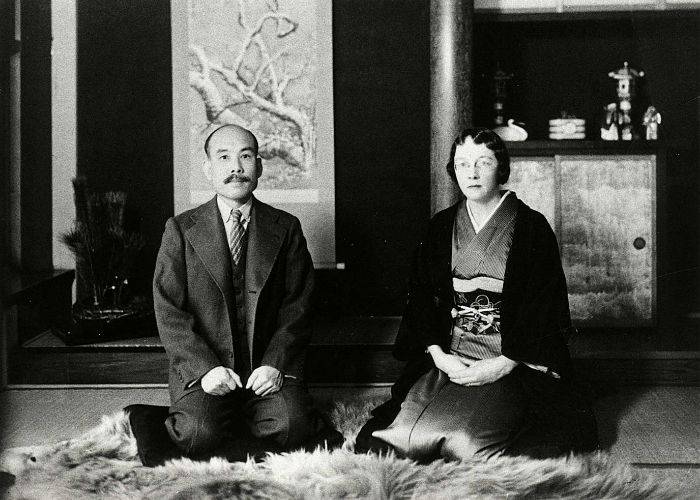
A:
[0,400,686,499]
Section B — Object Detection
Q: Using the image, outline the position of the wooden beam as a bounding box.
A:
[430,0,474,214]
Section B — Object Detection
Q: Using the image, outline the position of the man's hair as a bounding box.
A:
[445,128,510,185]
[203,124,259,158]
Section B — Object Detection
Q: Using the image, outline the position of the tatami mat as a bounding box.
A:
[1,385,697,490]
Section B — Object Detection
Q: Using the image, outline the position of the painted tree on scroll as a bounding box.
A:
[189,0,316,188]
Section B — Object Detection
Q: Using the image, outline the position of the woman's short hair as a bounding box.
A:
[445,128,510,185]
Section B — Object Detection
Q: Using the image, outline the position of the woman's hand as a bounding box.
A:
[427,345,470,377]
[449,356,518,386]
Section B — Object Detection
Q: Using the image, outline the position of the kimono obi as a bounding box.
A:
[450,193,517,361]
[450,290,503,360]
[452,275,503,294]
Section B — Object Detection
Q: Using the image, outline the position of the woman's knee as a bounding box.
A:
[441,428,507,460]
[356,418,393,455]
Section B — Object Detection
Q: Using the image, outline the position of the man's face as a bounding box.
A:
[204,127,262,205]
[453,137,501,203]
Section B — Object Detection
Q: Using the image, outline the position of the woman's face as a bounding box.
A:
[453,137,501,203]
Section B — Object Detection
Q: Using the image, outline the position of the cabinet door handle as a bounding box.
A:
[633,237,646,250]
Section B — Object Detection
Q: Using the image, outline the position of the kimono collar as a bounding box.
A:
[466,190,513,233]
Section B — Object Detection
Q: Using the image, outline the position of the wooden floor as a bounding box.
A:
[0,385,698,494]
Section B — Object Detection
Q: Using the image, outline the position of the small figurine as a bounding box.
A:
[491,64,514,127]
[608,62,644,141]
[643,106,661,140]
[601,103,619,141]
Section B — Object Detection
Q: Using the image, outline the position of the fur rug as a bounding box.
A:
[0,399,686,499]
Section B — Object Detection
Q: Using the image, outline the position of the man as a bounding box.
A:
[133,124,338,465]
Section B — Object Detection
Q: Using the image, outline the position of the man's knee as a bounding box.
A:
[248,399,300,447]
[285,405,322,448]
[165,410,222,458]
[249,384,318,448]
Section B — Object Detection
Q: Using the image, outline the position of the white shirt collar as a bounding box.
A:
[217,195,253,223]
[466,190,511,233]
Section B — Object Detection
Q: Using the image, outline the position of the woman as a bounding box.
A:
[356,128,598,461]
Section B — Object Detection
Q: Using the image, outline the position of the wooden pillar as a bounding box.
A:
[430,0,473,214]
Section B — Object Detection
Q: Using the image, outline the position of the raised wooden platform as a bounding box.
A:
[8,317,699,386]
[10,317,402,385]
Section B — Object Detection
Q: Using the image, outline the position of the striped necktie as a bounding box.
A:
[229,209,244,266]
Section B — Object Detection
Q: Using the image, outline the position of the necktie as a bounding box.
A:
[229,209,244,266]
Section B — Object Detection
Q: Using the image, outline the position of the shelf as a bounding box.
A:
[475,7,700,24]
[506,140,666,156]
[22,329,164,352]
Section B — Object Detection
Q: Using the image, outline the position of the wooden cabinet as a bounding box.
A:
[503,143,658,327]
[502,157,557,228]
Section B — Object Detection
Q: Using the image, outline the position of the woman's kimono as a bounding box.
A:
[359,193,598,460]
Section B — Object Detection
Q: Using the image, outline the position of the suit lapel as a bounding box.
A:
[185,197,234,305]
[244,198,285,350]
[245,197,285,295]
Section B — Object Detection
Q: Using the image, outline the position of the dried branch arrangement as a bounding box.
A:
[61,177,145,310]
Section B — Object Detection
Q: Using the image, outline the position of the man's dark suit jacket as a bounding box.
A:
[153,196,314,404]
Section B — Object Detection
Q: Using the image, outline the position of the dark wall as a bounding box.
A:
[77,0,173,295]
[20,0,53,271]
[1,0,15,273]
[331,0,431,315]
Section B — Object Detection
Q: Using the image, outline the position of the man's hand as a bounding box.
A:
[449,356,518,387]
[246,365,283,396]
[201,366,242,395]
[428,345,470,377]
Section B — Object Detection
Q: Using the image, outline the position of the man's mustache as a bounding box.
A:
[224,173,251,184]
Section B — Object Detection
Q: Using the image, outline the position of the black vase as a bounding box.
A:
[59,299,156,345]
